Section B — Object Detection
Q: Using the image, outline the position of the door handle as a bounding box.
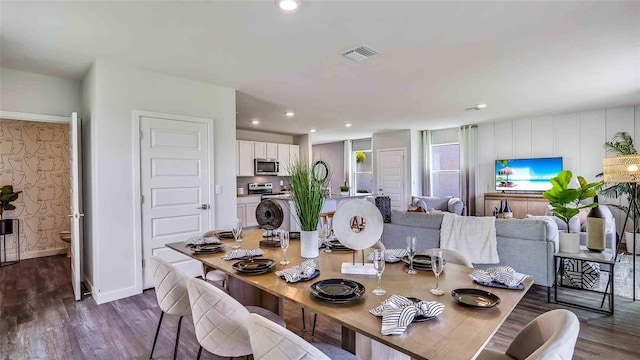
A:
[68,213,85,219]
[197,204,210,210]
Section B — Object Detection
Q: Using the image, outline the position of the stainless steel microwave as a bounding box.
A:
[254,158,280,176]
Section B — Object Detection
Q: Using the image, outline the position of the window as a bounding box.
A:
[353,150,373,193]
[429,129,460,197]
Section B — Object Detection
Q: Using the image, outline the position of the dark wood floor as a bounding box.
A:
[2,255,640,360]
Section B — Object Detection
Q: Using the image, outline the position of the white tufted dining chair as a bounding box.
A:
[202,230,228,288]
[423,248,473,268]
[477,309,579,360]
[247,313,360,360]
[149,256,192,360]
[187,276,286,359]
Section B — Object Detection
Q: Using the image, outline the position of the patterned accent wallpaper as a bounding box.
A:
[0,119,70,258]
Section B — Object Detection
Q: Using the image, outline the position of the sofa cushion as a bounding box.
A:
[448,198,464,215]
[390,210,443,229]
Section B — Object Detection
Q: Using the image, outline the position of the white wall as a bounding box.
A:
[0,67,81,116]
[312,141,345,194]
[236,129,293,144]
[477,104,640,227]
[85,61,236,303]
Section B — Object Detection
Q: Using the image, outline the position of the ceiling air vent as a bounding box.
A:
[342,45,381,62]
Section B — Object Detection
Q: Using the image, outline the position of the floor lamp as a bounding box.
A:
[603,154,640,301]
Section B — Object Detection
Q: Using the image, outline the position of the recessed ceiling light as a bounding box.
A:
[345,123,352,127]
[276,0,300,11]
[285,111,295,117]
[476,103,487,109]
[310,129,316,133]
[466,103,488,111]
[251,119,260,125]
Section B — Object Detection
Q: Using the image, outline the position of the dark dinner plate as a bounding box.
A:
[216,231,235,239]
[407,297,438,322]
[191,243,226,254]
[326,240,350,251]
[278,269,320,282]
[401,255,446,270]
[232,259,276,274]
[310,279,365,303]
[451,288,501,308]
[473,279,525,290]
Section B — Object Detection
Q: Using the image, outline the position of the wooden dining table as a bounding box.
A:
[167,229,533,360]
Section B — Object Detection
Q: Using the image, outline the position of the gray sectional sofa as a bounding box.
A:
[381,210,559,287]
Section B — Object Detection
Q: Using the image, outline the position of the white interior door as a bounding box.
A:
[70,112,84,301]
[140,114,213,289]
[377,148,406,210]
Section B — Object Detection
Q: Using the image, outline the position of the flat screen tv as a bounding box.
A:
[495,157,563,192]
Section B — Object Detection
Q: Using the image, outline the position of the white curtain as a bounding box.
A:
[460,125,478,216]
[422,130,431,195]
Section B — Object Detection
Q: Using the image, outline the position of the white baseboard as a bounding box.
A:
[21,248,67,260]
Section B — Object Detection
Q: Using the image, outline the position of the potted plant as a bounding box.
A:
[357,189,370,194]
[339,184,350,196]
[355,151,366,164]
[288,158,330,258]
[542,170,602,253]
[0,185,22,235]
[597,131,640,254]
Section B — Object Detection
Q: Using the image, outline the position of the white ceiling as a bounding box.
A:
[2,1,639,144]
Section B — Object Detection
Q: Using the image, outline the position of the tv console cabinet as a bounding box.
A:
[484,193,548,218]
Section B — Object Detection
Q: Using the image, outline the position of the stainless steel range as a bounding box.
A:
[248,182,289,200]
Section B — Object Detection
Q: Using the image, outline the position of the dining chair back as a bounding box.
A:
[424,248,473,268]
[478,309,579,360]
[247,313,359,360]
[186,277,252,358]
[149,256,192,359]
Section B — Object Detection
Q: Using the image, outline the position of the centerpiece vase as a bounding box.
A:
[300,230,319,258]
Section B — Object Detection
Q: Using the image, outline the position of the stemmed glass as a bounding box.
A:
[231,219,243,249]
[323,222,332,253]
[280,231,290,265]
[429,249,445,295]
[405,236,417,275]
[372,249,386,296]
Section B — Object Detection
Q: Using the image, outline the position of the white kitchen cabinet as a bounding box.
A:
[237,140,255,176]
[277,143,299,176]
[237,195,261,228]
[266,143,278,159]
[254,141,267,159]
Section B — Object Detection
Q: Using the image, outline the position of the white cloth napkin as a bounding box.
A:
[470,266,530,288]
[185,235,220,245]
[366,249,408,262]
[369,295,445,335]
[221,249,263,260]
[275,259,317,283]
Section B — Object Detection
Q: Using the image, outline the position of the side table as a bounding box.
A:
[0,219,20,267]
[554,246,615,314]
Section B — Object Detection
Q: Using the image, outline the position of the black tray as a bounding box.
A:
[451,288,501,308]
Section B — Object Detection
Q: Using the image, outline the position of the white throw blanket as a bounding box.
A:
[440,213,499,264]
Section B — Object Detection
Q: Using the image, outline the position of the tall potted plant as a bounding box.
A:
[0,185,22,235]
[288,158,330,258]
[542,170,602,253]
[598,131,640,254]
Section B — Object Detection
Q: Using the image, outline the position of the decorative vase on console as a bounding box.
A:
[503,199,513,219]
[542,170,602,253]
[287,157,330,259]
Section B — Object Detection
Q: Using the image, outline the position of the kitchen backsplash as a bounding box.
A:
[236,176,290,194]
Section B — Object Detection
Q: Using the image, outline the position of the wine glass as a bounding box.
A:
[429,249,445,295]
[280,231,290,265]
[405,236,417,275]
[372,249,386,296]
[231,219,243,249]
[323,222,332,253]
